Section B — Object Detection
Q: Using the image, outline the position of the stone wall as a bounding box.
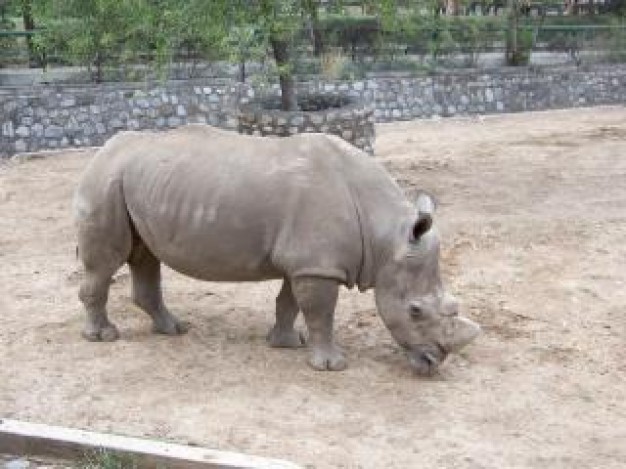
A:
[238,94,375,154]
[1,64,624,157]
[0,80,246,156]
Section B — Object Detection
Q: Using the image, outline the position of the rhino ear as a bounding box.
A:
[416,191,436,215]
[411,213,432,242]
[410,192,436,243]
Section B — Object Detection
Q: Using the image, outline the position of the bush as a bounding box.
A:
[318,15,382,59]
[0,18,21,67]
[506,27,534,66]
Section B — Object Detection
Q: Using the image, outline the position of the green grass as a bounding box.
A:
[75,449,138,469]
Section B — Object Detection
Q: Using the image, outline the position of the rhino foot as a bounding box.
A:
[308,346,347,371]
[266,327,306,348]
[82,323,120,342]
[151,316,190,336]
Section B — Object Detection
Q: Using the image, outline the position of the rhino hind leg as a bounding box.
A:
[267,279,305,348]
[79,268,121,342]
[77,227,129,342]
[128,241,189,336]
[291,277,347,371]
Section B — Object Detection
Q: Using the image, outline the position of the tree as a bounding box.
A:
[34,1,484,108]
[223,0,307,111]
[36,0,152,82]
[20,0,37,66]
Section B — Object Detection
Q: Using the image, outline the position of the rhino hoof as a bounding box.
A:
[308,347,347,371]
[82,324,120,342]
[267,328,306,348]
[152,320,190,336]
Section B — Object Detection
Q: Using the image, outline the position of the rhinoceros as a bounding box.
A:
[74,125,480,374]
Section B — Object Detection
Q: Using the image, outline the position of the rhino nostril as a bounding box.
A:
[435,342,449,358]
[423,352,437,366]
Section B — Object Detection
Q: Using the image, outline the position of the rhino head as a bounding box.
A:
[374,193,480,375]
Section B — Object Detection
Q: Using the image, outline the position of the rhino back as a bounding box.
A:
[116,126,368,284]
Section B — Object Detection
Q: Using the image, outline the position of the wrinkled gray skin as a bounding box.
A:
[74,125,480,374]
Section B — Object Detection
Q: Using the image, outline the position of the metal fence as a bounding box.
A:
[0,22,624,84]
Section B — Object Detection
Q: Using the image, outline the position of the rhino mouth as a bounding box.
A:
[405,342,448,376]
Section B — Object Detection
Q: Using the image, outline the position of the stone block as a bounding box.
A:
[60,97,76,107]
[225,116,238,129]
[290,115,305,126]
[14,139,27,153]
[32,123,44,137]
[310,114,325,125]
[15,126,30,138]
[109,119,124,129]
[2,121,14,137]
[167,117,182,127]
[44,125,64,138]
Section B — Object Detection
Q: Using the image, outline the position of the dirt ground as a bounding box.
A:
[1,107,625,468]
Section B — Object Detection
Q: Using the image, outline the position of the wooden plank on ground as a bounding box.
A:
[0,419,302,469]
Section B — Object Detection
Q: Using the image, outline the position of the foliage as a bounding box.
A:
[506,25,534,65]
[0,16,17,66]
[604,0,626,15]
[33,0,149,80]
[600,17,626,62]
[0,1,624,81]
[450,16,506,66]
[76,449,137,469]
[318,14,381,59]
[30,0,230,80]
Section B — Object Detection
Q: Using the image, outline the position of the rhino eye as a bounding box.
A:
[410,302,425,320]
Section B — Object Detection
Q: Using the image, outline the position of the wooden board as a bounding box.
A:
[0,419,301,469]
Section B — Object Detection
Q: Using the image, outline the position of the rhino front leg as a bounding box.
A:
[129,243,189,336]
[291,277,347,371]
[267,279,305,348]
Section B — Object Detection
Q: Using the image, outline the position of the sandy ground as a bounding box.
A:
[1,107,625,468]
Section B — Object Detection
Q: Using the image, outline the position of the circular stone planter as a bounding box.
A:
[238,94,375,155]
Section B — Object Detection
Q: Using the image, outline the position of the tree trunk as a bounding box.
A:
[446,0,460,15]
[95,51,103,83]
[506,0,519,65]
[312,24,324,56]
[239,60,246,83]
[271,37,297,111]
[305,0,324,56]
[21,0,37,67]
